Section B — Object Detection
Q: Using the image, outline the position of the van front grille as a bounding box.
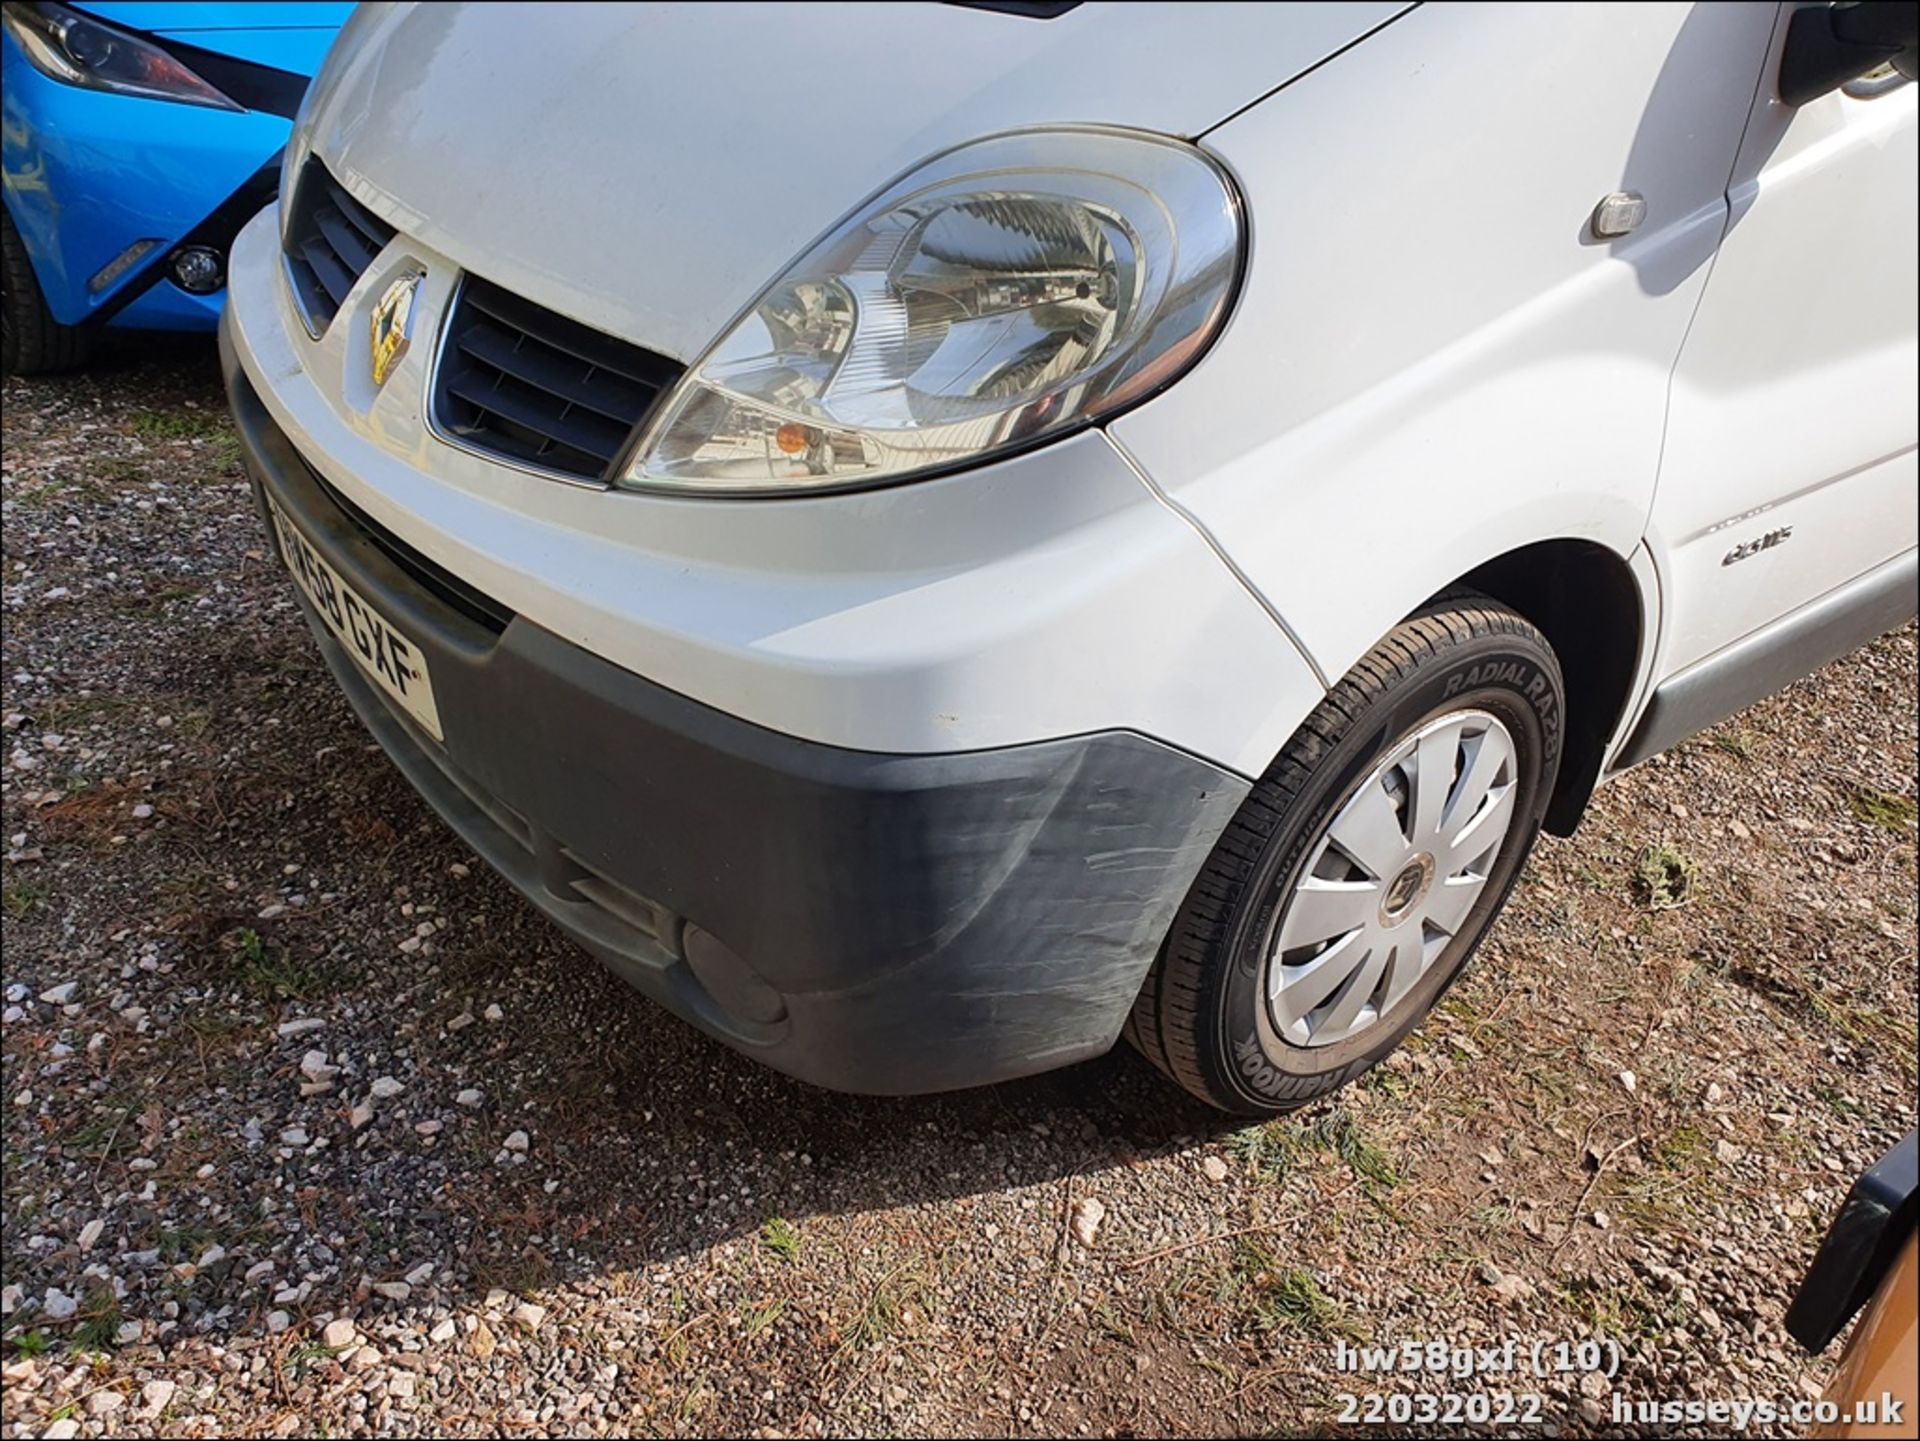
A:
[283,159,397,334]
[431,276,683,482]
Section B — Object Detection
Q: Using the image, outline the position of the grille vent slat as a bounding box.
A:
[432,276,683,483]
[283,158,398,333]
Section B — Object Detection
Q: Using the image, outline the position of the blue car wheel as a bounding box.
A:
[3,204,91,374]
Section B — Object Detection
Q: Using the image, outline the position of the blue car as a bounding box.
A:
[2,0,348,373]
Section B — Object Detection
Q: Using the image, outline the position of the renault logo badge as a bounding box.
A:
[369,271,423,388]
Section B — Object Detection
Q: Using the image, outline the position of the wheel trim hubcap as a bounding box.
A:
[1266,709,1519,1049]
[1380,853,1435,924]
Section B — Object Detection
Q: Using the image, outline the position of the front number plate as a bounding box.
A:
[267,496,444,741]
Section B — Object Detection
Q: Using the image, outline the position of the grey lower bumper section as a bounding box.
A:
[225,349,1250,1094]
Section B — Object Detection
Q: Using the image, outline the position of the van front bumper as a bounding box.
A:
[223,336,1251,1094]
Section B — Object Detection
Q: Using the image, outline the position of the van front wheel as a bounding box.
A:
[1126,596,1564,1115]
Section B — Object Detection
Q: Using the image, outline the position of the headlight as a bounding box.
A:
[622,128,1242,495]
[1,0,239,110]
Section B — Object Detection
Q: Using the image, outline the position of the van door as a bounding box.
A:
[1640,8,1919,739]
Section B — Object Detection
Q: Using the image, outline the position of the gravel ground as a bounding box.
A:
[2,340,1916,1439]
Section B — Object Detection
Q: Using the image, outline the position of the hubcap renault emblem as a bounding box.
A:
[1386,868,1424,912]
[369,271,423,388]
[1379,852,1437,927]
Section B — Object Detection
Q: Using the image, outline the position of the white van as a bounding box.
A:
[221,2,1918,1113]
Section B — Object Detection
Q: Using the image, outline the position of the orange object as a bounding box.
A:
[775,422,811,455]
[1819,1229,1918,1438]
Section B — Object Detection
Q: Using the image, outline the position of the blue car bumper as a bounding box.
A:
[2,8,344,332]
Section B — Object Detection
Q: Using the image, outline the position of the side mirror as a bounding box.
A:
[1779,1,1919,106]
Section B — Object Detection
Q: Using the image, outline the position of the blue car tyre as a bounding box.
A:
[3,205,90,374]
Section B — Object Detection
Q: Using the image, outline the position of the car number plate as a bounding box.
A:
[266,496,443,741]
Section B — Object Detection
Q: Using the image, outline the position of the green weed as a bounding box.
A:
[70,1287,123,1353]
[130,408,222,442]
[207,432,244,473]
[1310,1109,1399,1192]
[1840,782,1918,830]
[1558,1276,1670,1340]
[94,457,146,483]
[65,1099,140,1160]
[281,1340,335,1382]
[760,1216,801,1263]
[225,927,324,1001]
[1225,1121,1307,1182]
[839,1264,929,1355]
[1225,1107,1399,1194]
[742,1299,785,1338]
[1709,729,1759,759]
[1634,844,1698,910]
[1231,1243,1354,1339]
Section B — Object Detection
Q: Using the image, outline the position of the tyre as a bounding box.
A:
[1127,595,1564,1115]
[3,207,92,377]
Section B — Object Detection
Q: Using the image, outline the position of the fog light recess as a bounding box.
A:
[683,924,788,1026]
[170,246,225,295]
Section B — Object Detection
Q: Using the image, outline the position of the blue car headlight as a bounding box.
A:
[2,0,240,110]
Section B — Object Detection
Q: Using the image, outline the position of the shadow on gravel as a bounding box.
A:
[160,819,1248,1330]
[449,998,1250,1289]
[88,331,222,377]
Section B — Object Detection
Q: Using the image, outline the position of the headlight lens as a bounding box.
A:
[622,128,1242,495]
[1,0,238,110]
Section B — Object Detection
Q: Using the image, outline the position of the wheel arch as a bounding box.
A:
[1450,538,1647,836]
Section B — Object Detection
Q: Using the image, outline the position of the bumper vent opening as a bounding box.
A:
[432,276,684,483]
[283,159,398,334]
[560,848,675,944]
